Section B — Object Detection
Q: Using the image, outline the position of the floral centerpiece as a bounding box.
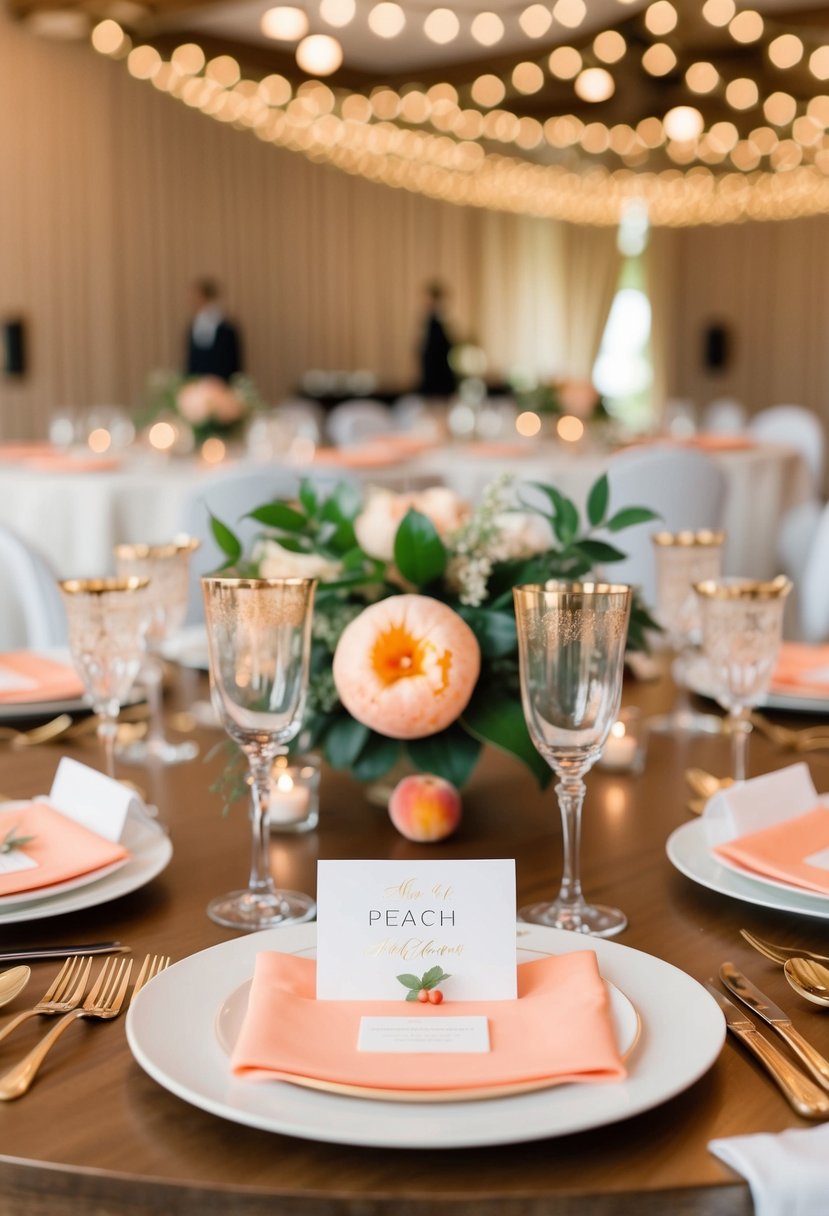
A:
[514,377,609,426]
[210,475,658,791]
[141,370,262,447]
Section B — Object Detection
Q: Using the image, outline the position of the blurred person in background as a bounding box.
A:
[417,280,456,398]
[185,277,243,381]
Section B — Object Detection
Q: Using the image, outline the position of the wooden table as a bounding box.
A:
[1,673,828,1216]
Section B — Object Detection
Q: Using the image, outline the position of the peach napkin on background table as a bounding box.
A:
[715,807,829,896]
[231,951,626,1092]
[0,801,129,897]
[0,652,85,704]
[770,643,829,696]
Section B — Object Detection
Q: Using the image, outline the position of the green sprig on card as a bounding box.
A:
[0,824,36,855]
[397,966,451,1002]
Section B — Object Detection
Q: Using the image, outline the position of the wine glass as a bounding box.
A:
[202,575,317,931]
[113,536,200,765]
[58,577,152,778]
[513,581,632,937]
[694,576,792,782]
[650,529,725,735]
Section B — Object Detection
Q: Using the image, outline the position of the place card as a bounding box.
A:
[357,1016,490,1054]
[315,858,517,1001]
[0,850,38,875]
[48,757,146,842]
[702,762,820,845]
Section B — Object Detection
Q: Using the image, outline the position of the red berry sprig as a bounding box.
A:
[397,966,451,1003]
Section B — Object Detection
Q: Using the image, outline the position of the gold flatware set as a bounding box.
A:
[0,952,170,1099]
[0,705,150,751]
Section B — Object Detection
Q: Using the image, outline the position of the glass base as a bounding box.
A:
[518,900,627,938]
[648,708,724,736]
[118,736,200,766]
[207,887,316,932]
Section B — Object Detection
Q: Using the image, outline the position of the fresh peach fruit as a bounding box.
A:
[388,773,462,843]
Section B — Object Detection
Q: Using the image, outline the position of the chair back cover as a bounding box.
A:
[0,525,67,650]
[749,404,825,494]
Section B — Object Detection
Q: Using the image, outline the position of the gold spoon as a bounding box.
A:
[0,966,31,1008]
[784,958,829,1008]
[686,767,735,799]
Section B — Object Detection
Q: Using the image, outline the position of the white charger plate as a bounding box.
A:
[667,819,829,920]
[683,656,829,715]
[126,923,725,1150]
[0,810,172,924]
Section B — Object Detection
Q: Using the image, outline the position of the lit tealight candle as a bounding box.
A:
[600,719,639,771]
[269,769,311,824]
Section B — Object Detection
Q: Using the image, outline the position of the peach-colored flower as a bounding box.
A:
[558,379,599,419]
[178,377,243,426]
[253,539,342,582]
[354,487,470,562]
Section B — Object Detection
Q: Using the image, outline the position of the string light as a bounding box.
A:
[470,12,503,46]
[519,5,552,38]
[368,4,406,38]
[260,7,309,41]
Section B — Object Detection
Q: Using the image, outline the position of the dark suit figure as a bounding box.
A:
[417,282,456,398]
[185,278,243,382]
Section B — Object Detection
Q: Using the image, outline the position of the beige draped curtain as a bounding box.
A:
[646,227,681,424]
[561,226,622,381]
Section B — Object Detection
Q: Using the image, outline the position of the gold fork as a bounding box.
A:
[131,953,171,997]
[740,929,829,966]
[0,956,133,1100]
[0,957,92,1045]
[0,715,75,749]
[749,712,829,751]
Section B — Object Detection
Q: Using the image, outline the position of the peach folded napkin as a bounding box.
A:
[771,643,829,695]
[715,806,829,896]
[24,454,122,473]
[683,434,755,453]
[0,652,85,704]
[0,442,57,462]
[0,802,129,897]
[312,444,403,468]
[231,951,626,1092]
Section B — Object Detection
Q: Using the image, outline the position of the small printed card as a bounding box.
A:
[357,1016,490,1054]
[315,858,517,1001]
[0,849,38,875]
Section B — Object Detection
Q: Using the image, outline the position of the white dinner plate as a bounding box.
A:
[0,810,172,924]
[0,649,143,721]
[126,923,725,1150]
[683,656,829,716]
[161,626,209,671]
[667,819,829,920]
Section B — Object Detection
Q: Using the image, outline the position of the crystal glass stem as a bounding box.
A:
[144,657,165,752]
[247,752,279,899]
[554,774,587,926]
[731,709,751,782]
[97,714,118,779]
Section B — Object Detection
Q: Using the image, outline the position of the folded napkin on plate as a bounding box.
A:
[231,951,626,1092]
[771,643,829,695]
[705,764,829,896]
[709,1125,829,1216]
[23,454,122,474]
[0,652,85,704]
[312,445,403,468]
[0,801,129,897]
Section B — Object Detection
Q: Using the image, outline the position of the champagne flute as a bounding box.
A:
[650,529,725,735]
[58,577,151,778]
[202,575,317,931]
[513,581,632,937]
[694,576,792,781]
[114,536,200,765]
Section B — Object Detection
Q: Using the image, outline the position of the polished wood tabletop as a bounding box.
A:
[0,670,828,1216]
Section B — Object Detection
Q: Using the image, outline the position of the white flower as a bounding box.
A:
[253,539,342,582]
[354,486,471,562]
[491,512,554,560]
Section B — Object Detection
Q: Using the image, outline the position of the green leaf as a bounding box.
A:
[298,479,318,517]
[606,506,661,533]
[552,497,580,546]
[462,693,552,788]
[323,716,370,769]
[406,725,482,788]
[524,482,568,518]
[573,539,628,565]
[457,607,516,659]
[586,474,609,527]
[405,990,420,1001]
[209,513,242,565]
[421,966,449,989]
[247,502,306,531]
[397,974,422,990]
[393,509,447,587]
[351,734,401,782]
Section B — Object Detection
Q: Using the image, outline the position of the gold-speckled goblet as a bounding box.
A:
[202,575,316,931]
[58,577,151,779]
[694,576,792,782]
[514,582,632,937]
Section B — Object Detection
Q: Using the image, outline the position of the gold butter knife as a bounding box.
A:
[705,983,829,1119]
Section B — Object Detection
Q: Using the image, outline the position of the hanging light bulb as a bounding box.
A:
[261,7,309,41]
[296,33,343,75]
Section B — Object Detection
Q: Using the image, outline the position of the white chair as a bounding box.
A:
[748,404,825,494]
[701,397,747,435]
[0,526,67,650]
[326,399,391,448]
[797,501,829,642]
[604,446,727,608]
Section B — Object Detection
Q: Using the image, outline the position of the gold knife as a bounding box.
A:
[720,962,829,1093]
[705,983,829,1118]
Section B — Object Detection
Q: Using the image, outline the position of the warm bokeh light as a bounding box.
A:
[685,61,719,93]
[708,120,739,152]
[593,30,626,64]
[368,3,405,38]
[768,34,803,70]
[557,415,584,442]
[512,62,544,94]
[810,47,829,81]
[663,105,703,141]
[471,74,505,107]
[88,428,112,454]
[763,91,797,126]
[515,411,541,437]
[201,438,227,464]
[637,116,664,147]
[642,44,676,76]
[725,78,759,110]
[702,0,735,26]
[171,43,205,74]
[296,34,343,75]
[470,11,503,45]
[553,0,586,28]
[749,126,778,155]
[645,2,677,36]
[729,9,763,43]
[261,6,309,41]
[574,67,614,103]
[127,45,161,80]
[320,0,356,27]
[206,55,241,87]
[91,19,126,55]
[148,422,176,451]
[423,8,459,44]
[548,46,582,79]
[259,73,292,105]
[519,4,552,37]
